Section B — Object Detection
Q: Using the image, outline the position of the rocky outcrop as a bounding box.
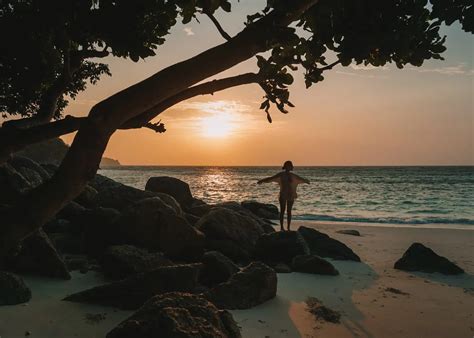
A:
[196,207,264,262]
[64,264,202,310]
[0,271,31,305]
[6,229,71,280]
[107,292,241,338]
[101,245,173,279]
[115,197,205,259]
[206,262,277,310]
[255,231,309,265]
[199,251,239,287]
[241,200,279,219]
[94,184,158,210]
[298,226,361,262]
[291,255,339,275]
[145,176,194,208]
[394,243,464,275]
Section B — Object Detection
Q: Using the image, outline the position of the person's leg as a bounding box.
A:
[279,198,286,231]
[286,199,294,231]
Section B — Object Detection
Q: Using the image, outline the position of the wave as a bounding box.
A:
[294,214,474,225]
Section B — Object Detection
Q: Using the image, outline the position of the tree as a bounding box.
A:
[0,0,472,257]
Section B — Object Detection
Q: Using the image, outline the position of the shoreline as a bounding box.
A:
[1,221,473,338]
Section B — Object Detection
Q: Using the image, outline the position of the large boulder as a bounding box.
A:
[145,177,193,208]
[74,185,98,208]
[64,264,202,310]
[82,207,121,256]
[298,226,361,262]
[291,255,339,275]
[94,184,158,210]
[101,245,174,280]
[196,207,264,262]
[255,231,309,264]
[107,292,241,338]
[6,229,71,279]
[0,163,34,203]
[394,243,464,275]
[241,200,279,219]
[0,271,32,305]
[8,156,50,185]
[206,262,277,310]
[115,197,205,259]
[215,201,275,230]
[199,251,239,287]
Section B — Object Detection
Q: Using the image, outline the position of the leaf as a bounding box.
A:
[266,111,272,123]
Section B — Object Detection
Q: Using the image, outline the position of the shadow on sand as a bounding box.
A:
[410,270,474,290]
[232,260,378,338]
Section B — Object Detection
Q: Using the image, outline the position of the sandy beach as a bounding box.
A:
[1,221,473,338]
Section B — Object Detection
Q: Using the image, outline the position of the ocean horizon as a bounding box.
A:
[99,165,474,228]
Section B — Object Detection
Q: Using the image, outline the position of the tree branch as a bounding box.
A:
[205,12,232,41]
[319,59,341,71]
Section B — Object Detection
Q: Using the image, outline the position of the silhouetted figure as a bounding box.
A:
[257,161,310,231]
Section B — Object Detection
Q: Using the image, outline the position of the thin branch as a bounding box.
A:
[205,12,232,41]
[319,59,341,71]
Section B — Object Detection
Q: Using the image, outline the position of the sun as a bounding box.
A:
[200,112,234,138]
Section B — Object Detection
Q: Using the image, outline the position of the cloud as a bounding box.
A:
[183,27,195,36]
[350,64,390,71]
[336,70,388,79]
[412,63,473,75]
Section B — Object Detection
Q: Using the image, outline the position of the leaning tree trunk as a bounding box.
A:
[0,0,319,258]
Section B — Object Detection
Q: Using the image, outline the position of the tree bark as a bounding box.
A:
[0,0,318,257]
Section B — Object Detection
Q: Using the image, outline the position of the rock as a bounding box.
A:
[115,197,205,259]
[215,201,273,229]
[196,207,264,262]
[56,201,87,226]
[0,163,33,203]
[199,251,239,287]
[255,231,309,264]
[187,203,212,218]
[206,262,277,310]
[145,176,194,208]
[336,229,361,236]
[94,184,158,210]
[298,226,361,262]
[74,185,98,208]
[184,212,200,226]
[101,245,173,280]
[261,222,276,234]
[64,264,202,310]
[82,207,121,256]
[6,229,71,280]
[0,271,31,305]
[273,263,292,273]
[394,243,464,275]
[241,200,279,219]
[107,292,241,338]
[65,255,89,272]
[43,219,73,234]
[49,232,84,254]
[291,255,339,275]
[89,173,122,192]
[8,156,50,184]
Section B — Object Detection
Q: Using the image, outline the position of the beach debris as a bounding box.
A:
[107,292,241,338]
[64,264,202,310]
[336,229,361,236]
[292,255,339,275]
[394,243,464,275]
[205,262,277,310]
[0,271,32,306]
[199,251,239,287]
[306,297,341,324]
[298,226,361,262]
[255,231,310,265]
[85,313,107,324]
[384,287,409,296]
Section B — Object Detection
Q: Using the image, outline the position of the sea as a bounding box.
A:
[98,166,474,229]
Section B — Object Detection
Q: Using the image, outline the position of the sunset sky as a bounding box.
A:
[62,0,473,166]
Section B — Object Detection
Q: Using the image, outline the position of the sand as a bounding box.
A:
[1,221,473,338]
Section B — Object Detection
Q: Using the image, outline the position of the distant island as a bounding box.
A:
[17,138,121,167]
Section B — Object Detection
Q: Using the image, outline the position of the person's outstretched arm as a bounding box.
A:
[257,173,281,184]
[294,174,310,184]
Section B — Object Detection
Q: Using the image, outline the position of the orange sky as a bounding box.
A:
[62,1,473,166]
